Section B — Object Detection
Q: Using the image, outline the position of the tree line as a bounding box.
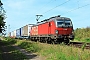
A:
[0,0,6,35]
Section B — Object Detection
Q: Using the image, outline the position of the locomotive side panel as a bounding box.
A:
[38,20,56,36]
[49,20,56,35]
[38,22,48,35]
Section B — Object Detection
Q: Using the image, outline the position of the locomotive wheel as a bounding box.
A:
[30,37,33,41]
[56,39,63,44]
[47,38,52,44]
[43,38,47,43]
[64,39,70,44]
[51,39,58,44]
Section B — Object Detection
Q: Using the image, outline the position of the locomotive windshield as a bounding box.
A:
[56,19,72,27]
[65,20,71,26]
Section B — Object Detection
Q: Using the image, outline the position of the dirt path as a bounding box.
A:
[0,40,16,60]
[13,44,44,60]
[1,46,13,60]
[0,40,44,60]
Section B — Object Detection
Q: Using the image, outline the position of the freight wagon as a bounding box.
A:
[10,31,13,38]
[30,15,74,43]
[8,32,11,37]
[13,30,16,38]
[16,28,21,38]
[13,24,34,39]
[21,24,34,39]
[9,31,16,38]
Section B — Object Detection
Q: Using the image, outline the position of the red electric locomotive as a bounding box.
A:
[30,15,74,43]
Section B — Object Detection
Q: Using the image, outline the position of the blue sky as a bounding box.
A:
[2,0,90,33]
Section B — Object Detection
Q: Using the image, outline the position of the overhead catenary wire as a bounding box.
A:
[34,0,71,22]
[42,0,71,14]
[62,3,90,15]
[27,0,56,22]
[35,0,55,17]
[42,0,90,16]
[30,0,55,15]
[36,0,53,11]
[27,0,90,23]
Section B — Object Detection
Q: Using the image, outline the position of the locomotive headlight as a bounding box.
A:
[72,30,74,34]
[71,31,75,37]
[72,31,74,34]
[55,30,58,34]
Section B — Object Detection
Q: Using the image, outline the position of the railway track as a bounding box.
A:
[69,42,90,50]
[17,39,90,50]
[30,39,90,50]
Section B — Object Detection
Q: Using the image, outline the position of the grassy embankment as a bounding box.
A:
[74,27,90,42]
[0,36,90,60]
[15,39,90,60]
[0,37,27,60]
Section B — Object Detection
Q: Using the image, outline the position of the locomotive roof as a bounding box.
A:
[40,17,70,22]
[56,17,71,20]
[32,15,71,27]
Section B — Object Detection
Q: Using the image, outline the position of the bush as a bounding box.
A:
[3,37,17,45]
[74,27,90,42]
[17,41,41,52]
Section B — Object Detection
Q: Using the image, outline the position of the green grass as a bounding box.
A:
[39,44,90,60]
[74,27,90,42]
[0,37,27,60]
[1,37,90,60]
[16,40,41,53]
[15,40,90,60]
[73,38,90,43]
[6,45,27,60]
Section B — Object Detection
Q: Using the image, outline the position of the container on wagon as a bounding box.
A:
[11,31,14,38]
[16,28,21,38]
[13,30,16,38]
[21,24,34,39]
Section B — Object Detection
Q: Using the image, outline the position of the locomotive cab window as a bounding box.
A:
[56,19,72,27]
[57,20,64,27]
[65,20,72,26]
